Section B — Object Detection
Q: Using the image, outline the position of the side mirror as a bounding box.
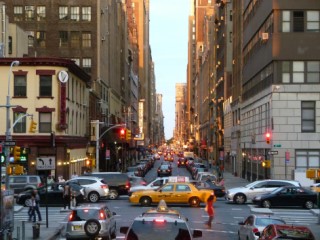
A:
[120,226,129,234]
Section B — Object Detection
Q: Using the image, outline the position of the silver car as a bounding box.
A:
[225,179,301,204]
[65,203,116,240]
[238,214,286,240]
[66,176,109,203]
[128,177,169,196]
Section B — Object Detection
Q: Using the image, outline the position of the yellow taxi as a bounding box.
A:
[129,176,215,207]
[310,183,320,192]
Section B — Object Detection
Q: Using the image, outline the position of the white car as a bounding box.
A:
[238,214,286,240]
[225,179,301,204]
[196,172,217,182]
[67,176,109,203]
[128,177,169,196]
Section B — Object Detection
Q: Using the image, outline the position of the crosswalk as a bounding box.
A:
[271,209,318,226]
[14,207,69,223]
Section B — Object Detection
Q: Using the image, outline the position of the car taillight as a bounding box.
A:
[126,180,131,189]
[153,219,166,223]
[99,210,106,220]
[38,183,44,188]
[101,184,108,189]
[69,212,75,221]
[252,228,259,233]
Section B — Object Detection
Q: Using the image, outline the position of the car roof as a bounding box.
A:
[68,176,102,180]
[73,203,109,209]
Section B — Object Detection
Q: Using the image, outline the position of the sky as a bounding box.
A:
[149,0,190,140]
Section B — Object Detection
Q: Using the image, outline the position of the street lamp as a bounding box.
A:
[5,60,20,189]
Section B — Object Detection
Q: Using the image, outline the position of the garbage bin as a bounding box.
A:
[32,223,40,239]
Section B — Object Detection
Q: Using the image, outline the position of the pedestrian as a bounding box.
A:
[47,175,55,185]
[204,194,216,228]
[218,177,225,187]
[58,175,65,182]
[71,171,78,179]
[28,192,36,222]
[33,189,42,222]
[63,183,71,209]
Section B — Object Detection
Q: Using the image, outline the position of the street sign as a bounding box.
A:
[268,150,278,155]
[3,141,16,147]
[273,144,281,147]
[36,157,56,170]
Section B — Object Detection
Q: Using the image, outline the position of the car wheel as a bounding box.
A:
[108,189,119,200]
[189,197,200,207]
[84,219,101,237]
[88,192,100,203]
[234,193,246,204]
[305,201,314,209]
[262,200,271,208]
[24,198,32,207]
[140,196,152,206]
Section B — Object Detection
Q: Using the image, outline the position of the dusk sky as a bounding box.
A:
[150,0,190,140]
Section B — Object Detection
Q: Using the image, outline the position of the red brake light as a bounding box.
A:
[68,212,75,221]
[252,228,259,233]
[154,219,166,223]
[100,185,108,189]
[126,180,131,189]
[99,210,106,220]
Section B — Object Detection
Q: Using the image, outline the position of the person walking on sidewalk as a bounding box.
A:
[204,194,216,228]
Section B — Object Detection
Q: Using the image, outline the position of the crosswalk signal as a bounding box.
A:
[265,132,271,144]
[13,146,21,162]
[29,120,37,133]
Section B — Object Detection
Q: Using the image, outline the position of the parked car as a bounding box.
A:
[256,224,315,240]
[238,214,286,240]
[84,172,131,199]
[8,175,43,194]
[128,177,169,196]
[191,180,225,198]
[225,179,301,204]
[252,186,317,209]
[66,176,109,203]
[65,203,117,240]
[157,164,172,177]
[310,182,320,192]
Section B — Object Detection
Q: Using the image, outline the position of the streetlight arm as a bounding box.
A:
[10,113,33,131]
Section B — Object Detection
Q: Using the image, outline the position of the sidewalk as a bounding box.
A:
[12,206,65,240]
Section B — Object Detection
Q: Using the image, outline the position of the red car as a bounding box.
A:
[257,224,315,240]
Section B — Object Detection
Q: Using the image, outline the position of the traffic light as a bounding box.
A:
[13,146,21,162]
[265,132,271,144]
[126,129,131,141]
[29,120,37,133]
[120,128,126,139]
[261,160,271,168]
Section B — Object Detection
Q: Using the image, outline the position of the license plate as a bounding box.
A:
[73,225,82,231]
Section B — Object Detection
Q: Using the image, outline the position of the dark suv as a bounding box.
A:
[83,172,131,200]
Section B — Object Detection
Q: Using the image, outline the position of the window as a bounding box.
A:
[28,32,35,47]
[307,11,320,32]
[82,58,92,74]
[82,7,91,21]
[292,61,304,83]
[59,6,68,20]
[39,75,52,97]
[25,6,35,21]
[37,6,46,21]
[82,32,91,47]
[59,31,68,47]
[13,112,26,133]
[70,7,80,21]
[307,61,320,83]
[293,11,304,32]
[71,31,80,48]
[36,31,46,47]
[296,150,320,169]
[14,75,27,97]
[39,112,52,133]
[301,101,315,132]
[282,11,291,32]
[13,6,23,21]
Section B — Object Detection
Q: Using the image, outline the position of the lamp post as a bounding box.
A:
[5,60,20,190]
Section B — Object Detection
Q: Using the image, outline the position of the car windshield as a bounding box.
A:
[245,181,263,188]
[255,218,285,226]
[127,220,191,240]
[71,209,99,221]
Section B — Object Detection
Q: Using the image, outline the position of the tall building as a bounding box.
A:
[175,83,187,150]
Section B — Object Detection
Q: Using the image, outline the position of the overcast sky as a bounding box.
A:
[150,0,189,140]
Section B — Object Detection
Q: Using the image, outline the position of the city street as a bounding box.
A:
[12,156,320,240]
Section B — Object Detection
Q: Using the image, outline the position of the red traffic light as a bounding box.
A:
[120,128,126,138]
[265,132,271,144]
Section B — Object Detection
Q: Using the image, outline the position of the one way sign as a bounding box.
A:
[36,157,56,170]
